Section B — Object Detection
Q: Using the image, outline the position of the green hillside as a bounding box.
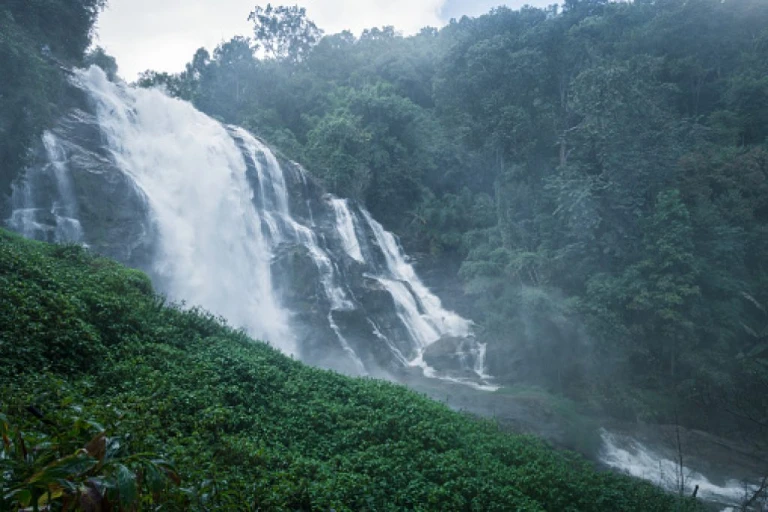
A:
[0,229,695,510]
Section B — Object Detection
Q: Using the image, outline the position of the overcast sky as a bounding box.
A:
[96,0,555,81]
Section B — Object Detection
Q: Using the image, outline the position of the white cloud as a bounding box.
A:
[96,0,255,80]
[96,0,551,81]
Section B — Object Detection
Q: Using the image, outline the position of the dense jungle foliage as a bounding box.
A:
[135,0,768,442]
[0,228,699,510]
[0,0,109,201]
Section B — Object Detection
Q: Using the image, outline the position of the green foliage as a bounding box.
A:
[0,229,694,510]
[303,83,436,222]
[248,4,322,62]
[1,378,179,511]
[305,109,372,198]
[4,0,105,60]
[5,0,759,471]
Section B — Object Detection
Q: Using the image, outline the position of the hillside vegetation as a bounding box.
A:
[0,229,696,510]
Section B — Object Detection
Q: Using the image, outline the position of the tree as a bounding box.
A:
[305,111,372,199]
[596,189,700,386]
[84,46,118,81]
[248,4,322,63]
[136,70,187,98]
[4,0,107,60]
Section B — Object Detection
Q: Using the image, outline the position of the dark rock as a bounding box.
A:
[423,335,481,379]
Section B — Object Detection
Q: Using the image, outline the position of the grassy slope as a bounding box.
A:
[0,228,693,511]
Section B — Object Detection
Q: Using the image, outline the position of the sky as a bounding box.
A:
[96,0,554,81]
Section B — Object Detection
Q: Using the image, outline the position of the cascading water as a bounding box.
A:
[79,67,295,354]
[5,66,493,387]
[356,209,496,389]
[330,198,364,263]
[361,210,472,340]
[8,132,84,244]
[599,429,760,510]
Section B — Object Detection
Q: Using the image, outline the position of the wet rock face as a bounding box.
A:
[271,241,339,364]
[260,168,432,373]
[62,112,155,268]
[5,84,155,271]
[272,243,327,309]
[270,240,418,372]
[330,309,399,372]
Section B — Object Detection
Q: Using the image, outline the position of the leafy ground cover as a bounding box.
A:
[0,229,697,510]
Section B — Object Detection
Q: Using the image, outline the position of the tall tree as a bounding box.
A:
[248,4,322,63]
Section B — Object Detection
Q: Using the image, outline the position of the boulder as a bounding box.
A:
[423,335,483,379]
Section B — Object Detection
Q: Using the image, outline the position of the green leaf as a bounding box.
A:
[144,461,165,493]
[28,454,97,483]
[11,488,32,506]
[115,463,137,506]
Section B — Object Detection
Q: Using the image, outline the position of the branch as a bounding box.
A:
[742,474,768,511]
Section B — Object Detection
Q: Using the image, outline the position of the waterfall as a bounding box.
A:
[75,67,295,354]
[233,127,353,314]
[360,210,472,338]
[6,66,493,387]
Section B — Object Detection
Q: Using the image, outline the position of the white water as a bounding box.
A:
[234,127,353,314]
[244,131,290,214]
[330,198,364,262]
[45,132,84,241]
[361,210,472,340]
[78,63,358,359]
[75,67,296,353]
[599,429,759,507]
[235,129,286,243]
[359,210,497,389]
[473,343,493,381]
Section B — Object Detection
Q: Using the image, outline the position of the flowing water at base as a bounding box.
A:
[599,428,761,509]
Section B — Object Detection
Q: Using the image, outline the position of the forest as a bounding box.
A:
[135,0,768,441]
[1,0,767,509]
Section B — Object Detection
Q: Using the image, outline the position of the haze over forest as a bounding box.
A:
[1,0,767,510]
